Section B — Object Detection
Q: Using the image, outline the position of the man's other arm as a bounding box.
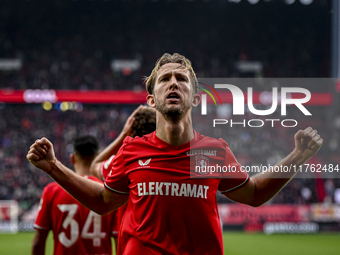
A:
[32,229,49,255]
[27,138,128,215]
[90,105,143,179]
[224,127,323,207]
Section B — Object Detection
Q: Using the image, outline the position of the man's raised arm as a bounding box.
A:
[225,127,323,207]
[90,105,143,179]
[27,137,128,215]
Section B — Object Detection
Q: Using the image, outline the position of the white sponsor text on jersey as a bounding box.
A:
[137,182,209,199]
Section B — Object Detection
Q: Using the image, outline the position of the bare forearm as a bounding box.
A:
[95,133,126,163]
[90,133,126,179]
[251,149,304,206]
[90,134,126,178]
[27,137,125,214]
[32,244,45,255]
[225,127,323,207]
[49,160,111,214]
[32,230,48,255]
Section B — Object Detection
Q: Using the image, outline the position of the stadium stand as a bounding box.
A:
[0,0,339,222]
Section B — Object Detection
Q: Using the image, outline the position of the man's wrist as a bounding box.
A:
[290,149,306,166]
[47,158,57,175]
[119,130,130,138]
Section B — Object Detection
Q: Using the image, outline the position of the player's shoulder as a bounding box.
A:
[43,181,59,191]
[122,131,154,147]
[41,182,62,197]
[194,130,230,149]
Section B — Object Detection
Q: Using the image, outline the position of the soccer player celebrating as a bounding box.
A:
[89,105,156,250]
[27,53,323,255]
[32,136,117,255]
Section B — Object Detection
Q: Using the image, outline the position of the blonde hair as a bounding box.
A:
[145,53,198,95]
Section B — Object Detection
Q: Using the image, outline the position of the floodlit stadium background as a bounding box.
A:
[0,0,339,253]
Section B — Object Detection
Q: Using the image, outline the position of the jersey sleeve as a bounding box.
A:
[104,138,131,195]
[34,185,52,230]
[100,155,116,181]
[218,139,249,193]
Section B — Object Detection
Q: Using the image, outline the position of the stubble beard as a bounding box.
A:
[154,95,191,124]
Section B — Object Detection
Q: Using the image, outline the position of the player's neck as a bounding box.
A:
[156,113,194,146]
[74,163,92,176]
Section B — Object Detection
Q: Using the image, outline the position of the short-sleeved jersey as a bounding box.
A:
[104,131,249,255]
[34,176,117,255]
[100,156,127,237]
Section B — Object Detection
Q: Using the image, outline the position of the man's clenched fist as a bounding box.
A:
[294,127,323,162]
[27,137,56,174]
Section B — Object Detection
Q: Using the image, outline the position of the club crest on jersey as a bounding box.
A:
[138,158,152,168]
[195,155,210,175]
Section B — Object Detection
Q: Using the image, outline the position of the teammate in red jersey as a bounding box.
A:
[90,105,156,182]
[89,105,156,250]
[32,136,117,255]
[27,53,323,255]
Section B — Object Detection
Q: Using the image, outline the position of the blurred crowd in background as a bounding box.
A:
[1,103,339,219]
[0,1,331,91]
[0,0,339,219]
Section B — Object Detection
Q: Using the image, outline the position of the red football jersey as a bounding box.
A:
[34,176,117,255]
[100,156,128,238]
[105,131,249,255]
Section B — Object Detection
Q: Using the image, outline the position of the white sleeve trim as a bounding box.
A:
[34,224,49,230]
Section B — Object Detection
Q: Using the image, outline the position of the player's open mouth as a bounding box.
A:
[166,92,180,102]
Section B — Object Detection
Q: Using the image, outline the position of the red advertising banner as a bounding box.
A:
[0,89,148,104]
[218,204,311,225]
[0,89,333,105]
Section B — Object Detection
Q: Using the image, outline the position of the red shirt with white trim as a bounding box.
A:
[34,176,117,255]
[100,155,127,239]
[105,131,249,255]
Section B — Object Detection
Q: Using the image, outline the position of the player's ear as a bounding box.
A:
[70,153,75,164]
[147,94,156,108]
[191,93,201,107]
